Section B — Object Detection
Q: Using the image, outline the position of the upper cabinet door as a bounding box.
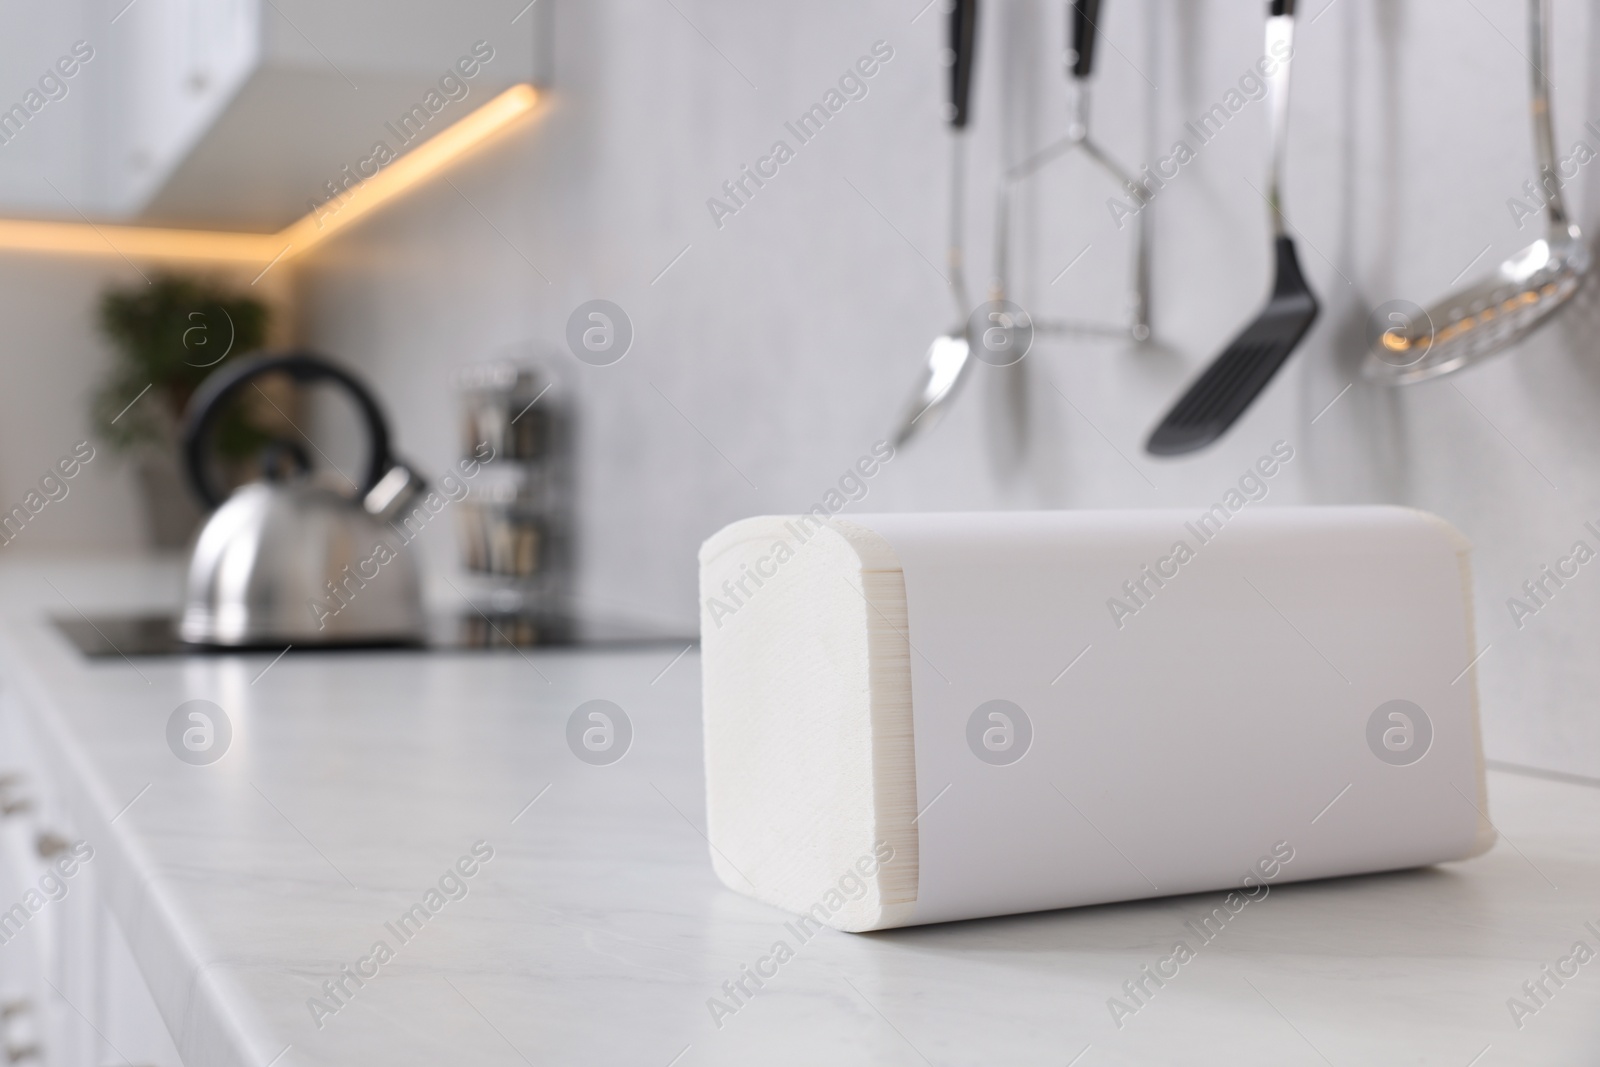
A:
[96,0,260,219]
[0,0,546,230]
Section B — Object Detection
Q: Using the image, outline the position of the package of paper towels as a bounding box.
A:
[698,507,1493,931]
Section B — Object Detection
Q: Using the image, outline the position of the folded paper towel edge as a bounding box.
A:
[1410,508,1497,860]
[1387,507,1495,860]
[699,514,918,933]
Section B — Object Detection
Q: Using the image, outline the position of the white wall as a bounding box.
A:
[290,0,1600,778]
[0,0,97,215]
[0,250,293,556]
[2,0,1597,779]
[0,256,149,555]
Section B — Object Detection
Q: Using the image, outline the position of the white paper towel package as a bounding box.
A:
[698,507,1494,931]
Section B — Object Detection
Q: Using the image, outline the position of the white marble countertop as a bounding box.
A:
[4,557,1600,1066]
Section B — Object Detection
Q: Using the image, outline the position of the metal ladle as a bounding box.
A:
[1363,0,1590,385]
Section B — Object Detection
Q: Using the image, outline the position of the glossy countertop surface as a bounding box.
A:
[2,558,1599,1066]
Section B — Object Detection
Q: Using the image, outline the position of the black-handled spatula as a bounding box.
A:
[1145,0,1317,456]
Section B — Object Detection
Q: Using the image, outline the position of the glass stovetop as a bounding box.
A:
[52,613,694,658]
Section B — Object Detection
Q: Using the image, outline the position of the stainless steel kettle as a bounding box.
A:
[176,352,428,647]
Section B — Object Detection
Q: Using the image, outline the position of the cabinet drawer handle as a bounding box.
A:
[0,775,32,818]
[33,833,68,860]
[0,1000,38,1064]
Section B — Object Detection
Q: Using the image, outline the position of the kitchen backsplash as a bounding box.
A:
[2,0,1598,778]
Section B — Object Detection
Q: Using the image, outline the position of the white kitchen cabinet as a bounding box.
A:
[94,908,183,1067]
[0,0,546,228]
[0,691,179,1067]
[93,0,261,221]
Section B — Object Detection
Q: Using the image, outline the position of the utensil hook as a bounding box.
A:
[1529,0,1570,232]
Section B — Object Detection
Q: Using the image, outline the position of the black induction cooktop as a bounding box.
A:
[52,613,694,659]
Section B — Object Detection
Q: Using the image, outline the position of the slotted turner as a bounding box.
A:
[1146,0,1317,456]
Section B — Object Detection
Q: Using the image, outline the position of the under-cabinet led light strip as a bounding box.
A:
[0,84,539,265]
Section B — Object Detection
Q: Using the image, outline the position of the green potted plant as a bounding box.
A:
[92,274,273,547]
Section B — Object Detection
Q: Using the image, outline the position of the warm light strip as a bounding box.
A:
[0,218,282,263]
[277,82,538,253]
[0,84,539,266]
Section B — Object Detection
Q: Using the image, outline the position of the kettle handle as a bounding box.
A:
[182,351,395,509]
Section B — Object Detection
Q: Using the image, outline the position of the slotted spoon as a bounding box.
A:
[1362,0,1589,385]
